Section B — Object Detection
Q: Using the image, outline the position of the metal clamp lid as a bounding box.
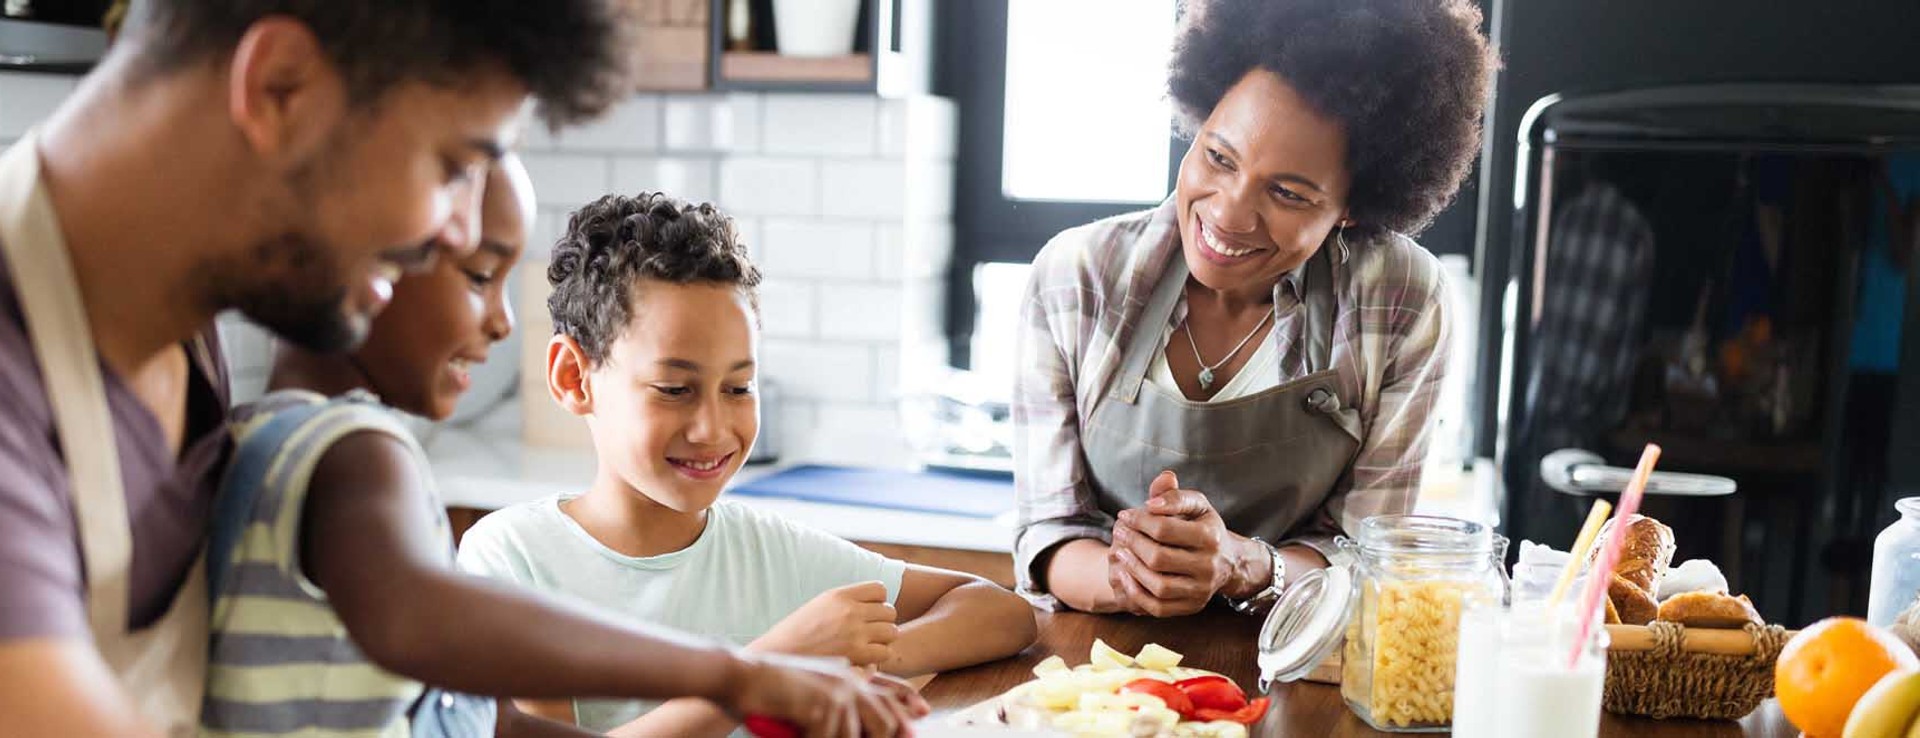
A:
[1255,562,1357,692]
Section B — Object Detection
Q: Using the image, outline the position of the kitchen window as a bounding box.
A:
[933,0,1181,369]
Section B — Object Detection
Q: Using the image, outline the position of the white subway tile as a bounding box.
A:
[762,340,872,402]
[216,314,274,377]
[762,94,879,157]
[904,219,954,279]
[718,157,819,216]
[818,284,902,341]
[0,72,76,138]
[766,397,817,462]
[733,217,765,260]
[874,346,901,403]
[727,93,763,154]
[521,154,611,213]
[874,225,904,281]
[877,95,958,160]
[897,337,951,391]
[527,207,572,259]
[803,402,912,467]
[756,279,816,339]
[546,95,662,152]
[612,156,718,203]
[907,160,955,219]
[819,160,906,219]
[901,275,946,344]
[662,94,735,152]
[759,220,874,280]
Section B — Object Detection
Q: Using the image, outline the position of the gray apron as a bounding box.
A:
[1081,247,1364,546]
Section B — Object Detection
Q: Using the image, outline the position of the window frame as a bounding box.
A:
[933,0,1183,367]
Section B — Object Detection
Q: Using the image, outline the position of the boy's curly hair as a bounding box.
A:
[1168,0,1497,236]
[547,193,760,365]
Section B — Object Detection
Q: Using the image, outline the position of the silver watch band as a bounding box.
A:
[1227,538,1286,614]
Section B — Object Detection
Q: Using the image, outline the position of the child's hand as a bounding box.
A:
[753,581,899,668]
[725,651,927,737]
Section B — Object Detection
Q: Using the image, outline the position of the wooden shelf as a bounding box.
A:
[718,51,873,88]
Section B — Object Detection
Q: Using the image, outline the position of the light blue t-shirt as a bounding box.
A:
[455,496,907,732]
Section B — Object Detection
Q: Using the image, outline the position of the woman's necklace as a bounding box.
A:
[1182,303,1275,391]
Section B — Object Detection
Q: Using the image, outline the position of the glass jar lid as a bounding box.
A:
[1256,561,1356,691]
[1355,514,1494,556]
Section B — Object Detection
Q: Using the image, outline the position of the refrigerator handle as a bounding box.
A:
[1539,448,1737,497]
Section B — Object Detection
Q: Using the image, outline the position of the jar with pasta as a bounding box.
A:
[1337,515,1508,732]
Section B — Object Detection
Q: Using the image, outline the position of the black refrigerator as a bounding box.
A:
[1474,0,1920,628]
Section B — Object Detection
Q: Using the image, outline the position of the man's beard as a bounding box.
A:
[225,230,364,353]
[207,141,369,354]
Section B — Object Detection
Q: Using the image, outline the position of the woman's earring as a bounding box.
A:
[1335,223,1351,264]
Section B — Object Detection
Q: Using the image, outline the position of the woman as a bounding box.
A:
[1013,0,1495,616]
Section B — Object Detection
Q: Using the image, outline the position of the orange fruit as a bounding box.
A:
[1775,617,1920,738]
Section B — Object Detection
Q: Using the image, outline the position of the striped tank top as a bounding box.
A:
[202,389,451,738]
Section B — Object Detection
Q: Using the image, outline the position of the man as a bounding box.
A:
[0,3,921,736]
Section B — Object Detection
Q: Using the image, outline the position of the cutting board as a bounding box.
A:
[729,465,1014,519]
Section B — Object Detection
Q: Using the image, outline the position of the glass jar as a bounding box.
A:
[1870,497,1920,627]
[1337,515,1509,733]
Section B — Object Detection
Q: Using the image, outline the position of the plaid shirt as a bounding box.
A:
[1521,182,1654,453]
[1011,200,1453,608]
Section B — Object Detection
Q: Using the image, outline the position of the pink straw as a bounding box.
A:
[1568,443,1662,669]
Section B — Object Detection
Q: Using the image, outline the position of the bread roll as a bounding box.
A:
[1608,573,1659,626]
[1656,591,1762,628]
[1603,595,1622,625]
[1591,514,1676,594]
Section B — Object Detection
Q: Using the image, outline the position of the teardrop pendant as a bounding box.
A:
[1198,366,1215,390]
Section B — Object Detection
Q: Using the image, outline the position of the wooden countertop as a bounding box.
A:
[920,608,1799,737]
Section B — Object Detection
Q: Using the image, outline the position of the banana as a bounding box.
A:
[1846,668,1920,738]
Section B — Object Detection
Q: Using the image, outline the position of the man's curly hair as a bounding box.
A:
[547,193,761,366]
[1169,0,1496,236]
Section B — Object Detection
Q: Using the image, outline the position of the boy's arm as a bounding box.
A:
[300,431,923,730]
[880,565,1038,677]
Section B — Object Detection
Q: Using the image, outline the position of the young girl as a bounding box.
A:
[203,159,925,738]
[457,191,1039,737]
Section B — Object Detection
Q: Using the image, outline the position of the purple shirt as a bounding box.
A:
[0,251,231,639]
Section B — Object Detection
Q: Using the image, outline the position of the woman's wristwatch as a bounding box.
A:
[1226,537,1288,615]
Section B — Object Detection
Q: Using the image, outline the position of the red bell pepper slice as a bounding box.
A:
[1119,678,1197,718]
[1173,675,1248,712]
[1193,696,1271,725]
[742,715,799,738]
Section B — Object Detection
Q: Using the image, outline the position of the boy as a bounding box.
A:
[207,161,925,738]
[458,192,1039,736]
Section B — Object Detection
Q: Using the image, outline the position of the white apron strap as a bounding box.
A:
[0,132,132,640]
[0,131,206,735]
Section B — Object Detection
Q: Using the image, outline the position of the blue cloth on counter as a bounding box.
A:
[728,464,1013,519]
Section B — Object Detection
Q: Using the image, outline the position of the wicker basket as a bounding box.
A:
[1602,621,1791,720]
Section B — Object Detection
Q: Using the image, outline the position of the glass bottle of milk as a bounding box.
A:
[1870,497,1920,627]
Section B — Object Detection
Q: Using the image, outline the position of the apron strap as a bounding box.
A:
[1110,254,1192,404]
[0,132,134,641]
[1301,239,1339,374]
